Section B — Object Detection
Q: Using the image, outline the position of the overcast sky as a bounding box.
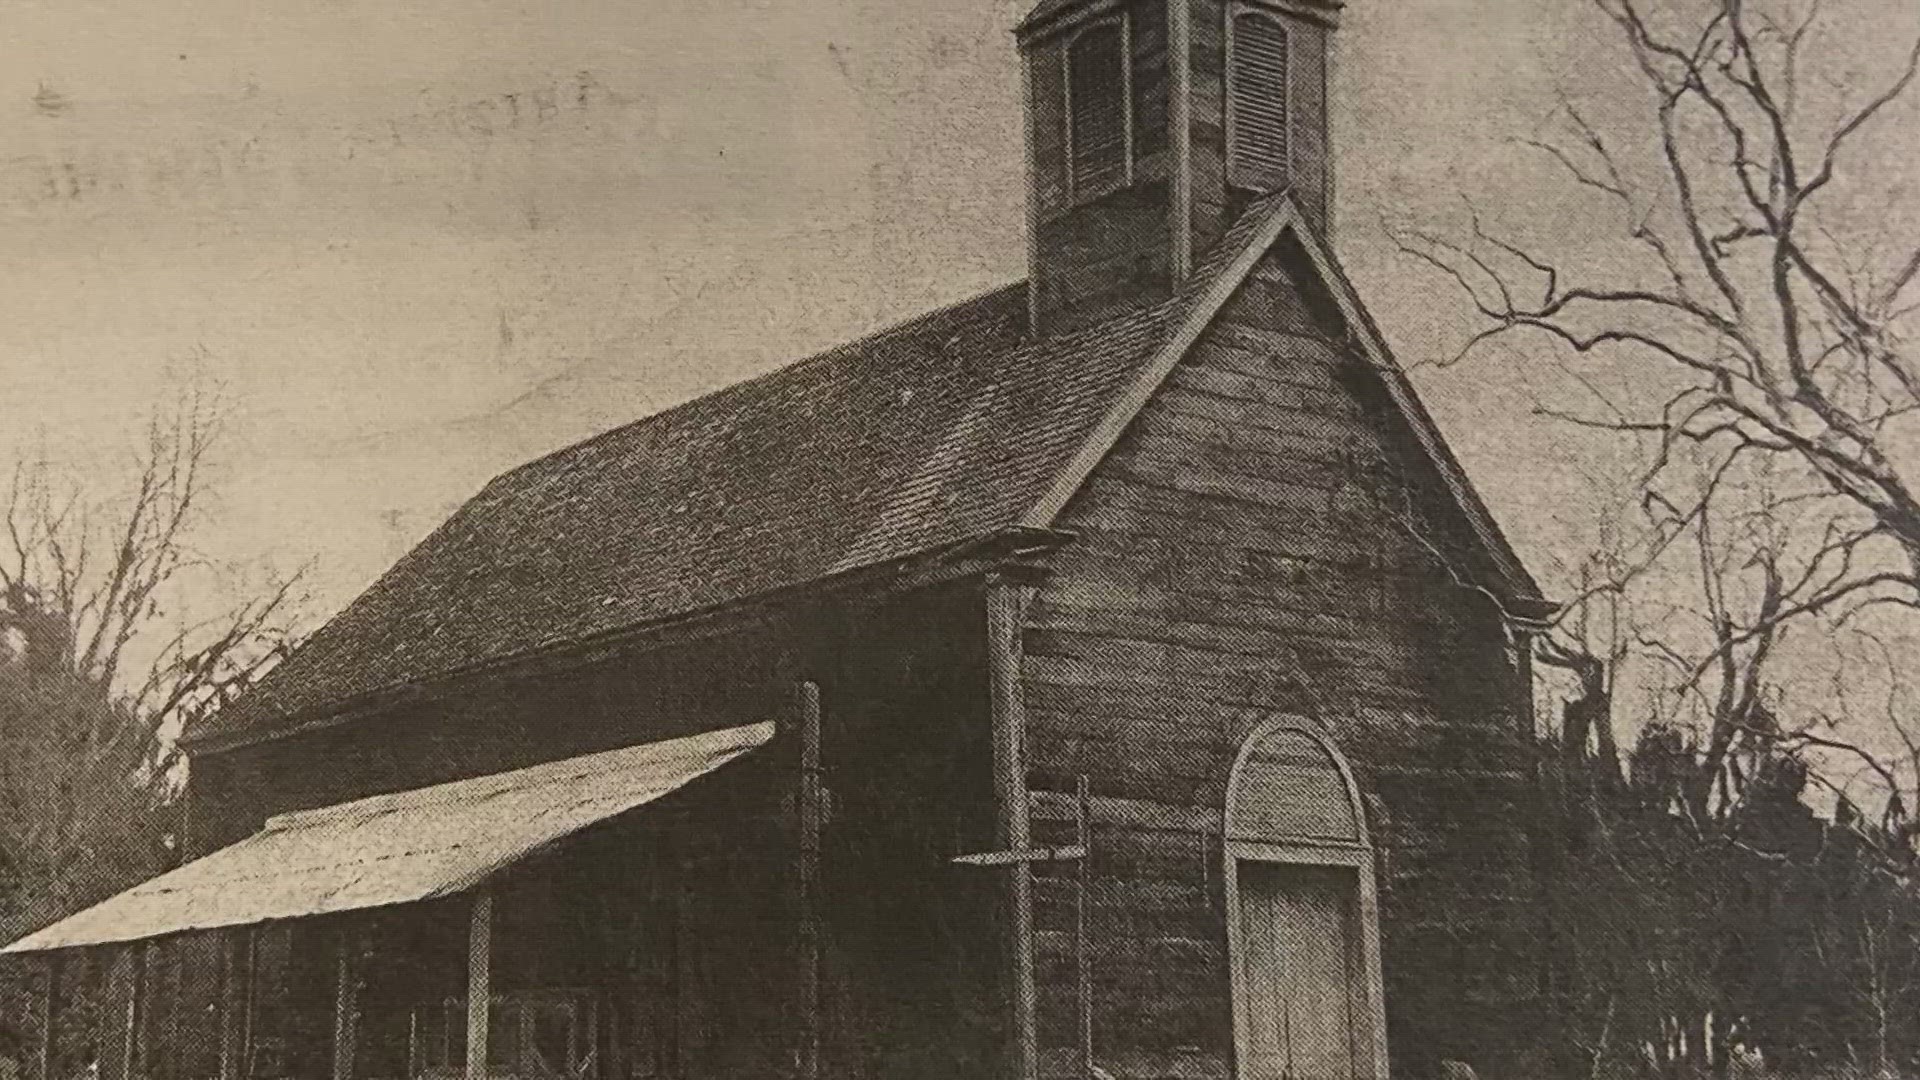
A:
[0,0,1736,624]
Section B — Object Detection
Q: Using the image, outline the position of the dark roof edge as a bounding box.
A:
[182,524,1074,758]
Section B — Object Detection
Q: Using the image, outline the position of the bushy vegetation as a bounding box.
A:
[1525,713,1920,1080]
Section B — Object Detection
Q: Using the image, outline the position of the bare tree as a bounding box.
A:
[1381,6,1920,1067]
[0,385,307,939]
[1399,0,1920,637]
[1629,466,1843,827]
[1388,0,1920,842]
[1535,499,1641,779]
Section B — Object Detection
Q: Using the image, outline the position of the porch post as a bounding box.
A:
[218,930,252,1080]
[38,953,61,1080]
[794,680,824,1080]
[332,927,360,1080]
[120,943,147,1080]
[1513,628,1538,739]
[985,574,1037,1080]
[466,891,493,1080]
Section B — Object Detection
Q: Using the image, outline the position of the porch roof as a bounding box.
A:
[2,721,774,954]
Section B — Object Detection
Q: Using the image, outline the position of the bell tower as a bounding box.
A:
[1016,0,1339,333]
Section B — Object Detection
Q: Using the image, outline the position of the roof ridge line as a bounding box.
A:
[481,280,1029,493]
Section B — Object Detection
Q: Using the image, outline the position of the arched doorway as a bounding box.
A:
[1224,719,1387,1080]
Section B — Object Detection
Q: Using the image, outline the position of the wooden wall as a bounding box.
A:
[181,582,1001,1080]
[1023,237,1538,1080]
[808,584,1000,1080]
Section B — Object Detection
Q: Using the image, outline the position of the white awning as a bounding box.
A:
[3,721,774,954]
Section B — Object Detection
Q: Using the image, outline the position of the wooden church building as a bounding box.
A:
[7,1,1558,1079]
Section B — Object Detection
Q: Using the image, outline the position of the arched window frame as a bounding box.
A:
[1223,4,1292,192]
[1222,717,1389,1080]
[1062,13,1134,204]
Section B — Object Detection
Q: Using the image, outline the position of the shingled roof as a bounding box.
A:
[191,195,1541,746]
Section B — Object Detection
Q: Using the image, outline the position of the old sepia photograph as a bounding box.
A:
[3,1,1919,1079]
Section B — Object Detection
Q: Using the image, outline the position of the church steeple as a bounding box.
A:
[1017,0,1339,333]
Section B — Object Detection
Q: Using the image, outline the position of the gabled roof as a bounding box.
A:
[193,194,1543,747]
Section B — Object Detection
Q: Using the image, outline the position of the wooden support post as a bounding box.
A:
[219,930,254,1080]
[39,954,62,1080]
[407,1013,421,1080]
[121,943,147,1080]
[795,680,824,1080]
[515,1007,535,1076]
[333,927,359,1080]
[1074,775,1093,1080]
[1168,0,1194,281]
[667,830,687,1080]
[466,892,493,1080]
[218,934,236,1080]
[1514,629,1538,739]
[986,575,1037,1080]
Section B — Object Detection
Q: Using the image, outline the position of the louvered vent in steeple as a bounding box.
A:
[1017,0,1337,334]
[1228,10,1290,192]
[1067,21,1130,200]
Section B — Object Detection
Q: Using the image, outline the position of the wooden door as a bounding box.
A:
[1236,864,1357,1080]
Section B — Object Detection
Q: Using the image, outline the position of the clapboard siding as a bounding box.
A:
[1024,243,1533,1078]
